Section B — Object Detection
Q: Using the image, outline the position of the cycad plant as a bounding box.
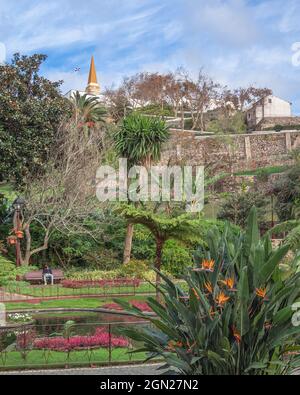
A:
[118,207,300,375]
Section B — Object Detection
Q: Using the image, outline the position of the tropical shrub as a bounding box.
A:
[131,225,155,261]
[66,264,157,282]
[135,104,174,117]
[0,256,16,286]
[272,165,300,221]
[162,240,192,277]
[121,259,150,278]
[118,208,300,375]
[0,255,37,286]
[217,190,268,228]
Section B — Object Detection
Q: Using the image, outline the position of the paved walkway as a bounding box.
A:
[0,289,31,302]
[0,363,164,375]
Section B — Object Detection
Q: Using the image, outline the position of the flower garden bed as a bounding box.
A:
[32,328,129,351]
[102,301,152,313]
[61,279,141,289]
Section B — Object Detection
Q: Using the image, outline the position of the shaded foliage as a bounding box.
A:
[0,53,72,182]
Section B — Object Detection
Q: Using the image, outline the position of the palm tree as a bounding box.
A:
[71,91,107,126]
[113,114,170,264]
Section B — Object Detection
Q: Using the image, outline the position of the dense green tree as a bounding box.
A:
[207,111,247,134]
[118,204,206,296]
[0,53,72,182]
[217,190,268,228]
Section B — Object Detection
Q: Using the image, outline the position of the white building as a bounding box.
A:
[246,95,292,130]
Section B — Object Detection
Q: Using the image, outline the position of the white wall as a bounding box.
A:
[263,96,292,117]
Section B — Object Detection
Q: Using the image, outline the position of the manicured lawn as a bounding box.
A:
[4,295,149,311]
[0,348,146,370]
[5,282,155,298]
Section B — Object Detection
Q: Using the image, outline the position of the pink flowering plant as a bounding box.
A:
[33,327,129,351]
[103,300,152,313]
[61,279,140,289]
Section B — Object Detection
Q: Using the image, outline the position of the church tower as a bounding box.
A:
[85,56,100,96]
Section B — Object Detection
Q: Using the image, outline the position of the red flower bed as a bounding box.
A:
[103,300,152,313]
[33,328,129,351]
[61,279,141,289]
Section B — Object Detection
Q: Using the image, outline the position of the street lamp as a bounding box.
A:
[12,197,25,267]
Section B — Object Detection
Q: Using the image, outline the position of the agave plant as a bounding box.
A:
[117,207,300,375]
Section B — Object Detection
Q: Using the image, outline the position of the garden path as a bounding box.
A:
[0,363,165,375]
[0,289,32,302]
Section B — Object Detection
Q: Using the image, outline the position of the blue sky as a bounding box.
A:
[1,0,300,113]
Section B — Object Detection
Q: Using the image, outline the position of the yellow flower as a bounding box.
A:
[191,288,200,300]
[232,326,241,344]
[201,259,215,272]
[255,287,267,299]
[204,281,213,294]
[215,292,230,307]
[220,277,235,290]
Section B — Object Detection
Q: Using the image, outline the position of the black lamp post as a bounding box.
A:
[12,197,26,267]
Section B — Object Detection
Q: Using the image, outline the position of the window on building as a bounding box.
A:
[268,98,272,104]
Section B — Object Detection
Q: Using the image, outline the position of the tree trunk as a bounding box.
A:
[123,223,134,264]
[22,224,32,266]
[155,238,164,301]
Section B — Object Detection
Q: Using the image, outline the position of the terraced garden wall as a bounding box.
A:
[162,129,300,173]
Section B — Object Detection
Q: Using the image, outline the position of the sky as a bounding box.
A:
[1,0,300,113]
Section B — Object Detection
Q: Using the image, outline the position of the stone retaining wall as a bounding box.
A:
[161,129,300,172]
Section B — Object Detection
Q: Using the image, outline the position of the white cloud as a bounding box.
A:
[1,0,300,113]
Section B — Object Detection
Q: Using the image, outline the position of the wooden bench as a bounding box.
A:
[23,269,64,284]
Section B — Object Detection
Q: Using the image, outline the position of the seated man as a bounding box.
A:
[42,265,54,285]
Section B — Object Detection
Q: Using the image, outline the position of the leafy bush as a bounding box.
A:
[263,124,300,132]
[66,260,156,282]
[66,269,120,281]
[0,256,17,286]
[135,104,174,117]
[121,259,150,278]
[131,225,155,261]
[119,208,300,375]
[218,190,268,228]
[162,240,192,277]
[0,255,36,286]
[207,111,246,135]
[272,165,300,221]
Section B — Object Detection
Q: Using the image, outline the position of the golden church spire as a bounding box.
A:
[85,56,100,95]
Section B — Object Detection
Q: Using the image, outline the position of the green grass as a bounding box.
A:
[5,282,155,298]
[0,348,147,370]
[4,295,148,311]
[235,165,290,177]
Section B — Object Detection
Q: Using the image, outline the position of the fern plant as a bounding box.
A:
[117,208,300,375]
